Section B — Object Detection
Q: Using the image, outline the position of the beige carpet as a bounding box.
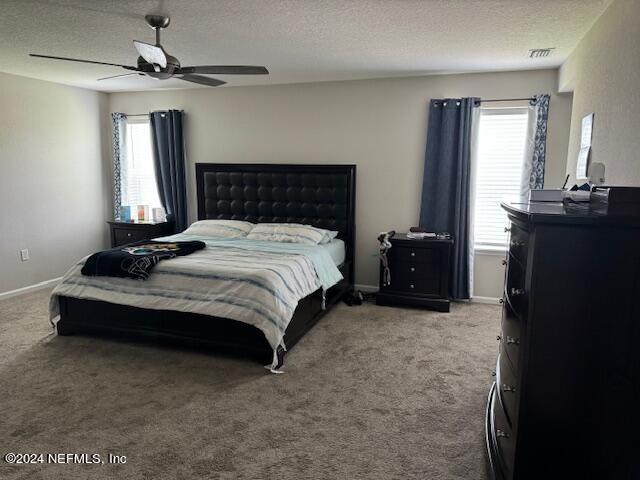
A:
[0,288,500,480]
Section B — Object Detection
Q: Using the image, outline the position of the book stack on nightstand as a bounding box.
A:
[376,233,452,312]
[108,220,174,248]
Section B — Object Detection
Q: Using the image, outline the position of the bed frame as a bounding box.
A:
[56,163,356,368]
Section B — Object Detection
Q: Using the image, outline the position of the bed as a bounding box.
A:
[51,163,356,370]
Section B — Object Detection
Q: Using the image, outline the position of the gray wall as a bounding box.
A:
[0,72,110,293]
[110,69,572,296]
[559,0,640,185]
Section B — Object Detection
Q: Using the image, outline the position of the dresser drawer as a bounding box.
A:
[501,300,523,371]
[113,228,150,246]
[389,246,440,264]
[508,222,529,266]
[491,383,515,477]
[505,259,527,316]
[497,353,519,428]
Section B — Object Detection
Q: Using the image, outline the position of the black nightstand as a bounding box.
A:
[108,221,175,248]
[376,233,453,312]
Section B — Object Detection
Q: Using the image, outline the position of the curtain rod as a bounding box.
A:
[122,110,183,116]
[478,97,534,103]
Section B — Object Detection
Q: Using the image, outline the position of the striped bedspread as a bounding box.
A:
[49,235,343,367]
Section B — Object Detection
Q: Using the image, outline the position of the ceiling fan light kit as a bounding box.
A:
[29,14,269,87]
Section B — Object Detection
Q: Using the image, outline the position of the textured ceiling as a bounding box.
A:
[0,0,612,92]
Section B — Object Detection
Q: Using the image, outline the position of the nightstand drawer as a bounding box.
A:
[390,247,440,264]
[386,262,441,294]
[113,228,150,246]
[390,261,441,279]
[108,221,174,248]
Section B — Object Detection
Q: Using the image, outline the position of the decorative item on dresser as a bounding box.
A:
[486,199,640,480]
[376,233,452,312]
[108,220,175,247]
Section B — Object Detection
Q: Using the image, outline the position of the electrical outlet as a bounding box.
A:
[20,249,29,261]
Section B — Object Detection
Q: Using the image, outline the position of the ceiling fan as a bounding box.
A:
[29,15,269,87]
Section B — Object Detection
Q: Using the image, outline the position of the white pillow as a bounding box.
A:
[183,220,254,238]
[247,223,328,245]
[316,228,339,244]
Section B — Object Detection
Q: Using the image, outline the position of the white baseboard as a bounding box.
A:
[354,283,378,293]
[0,277,62,301]
[353,284,500,305]
[471,296,501,305]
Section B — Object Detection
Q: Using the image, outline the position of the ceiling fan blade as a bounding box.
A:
[179,65,269,75]
[98,72,144,81]
[178,74,226,87]
[133,40,167,68]
[29,54,137,70]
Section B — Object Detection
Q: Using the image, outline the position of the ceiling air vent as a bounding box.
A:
[529,48,555,58]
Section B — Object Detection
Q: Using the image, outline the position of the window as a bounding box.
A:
[473,107,529,249]
[120,119,162,212]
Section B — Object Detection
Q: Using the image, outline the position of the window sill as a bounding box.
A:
[474,246,507,256]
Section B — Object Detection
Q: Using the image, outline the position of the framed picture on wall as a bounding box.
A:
[576,113,594,179]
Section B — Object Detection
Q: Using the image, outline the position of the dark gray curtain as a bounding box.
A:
[419,98,479,300]
[150,110,187,232]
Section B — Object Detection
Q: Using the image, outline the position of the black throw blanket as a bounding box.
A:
[81,240,206,280]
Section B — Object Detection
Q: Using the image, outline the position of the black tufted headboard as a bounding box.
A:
[195,163,356,282]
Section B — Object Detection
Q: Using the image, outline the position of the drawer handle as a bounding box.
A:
[410,266,415,272]
[501,259,507,266]
[510,240,526,248]
[504,227,511,233]
[502,384,517,393]
[410,284,415,289]
[496,429,510,438]
[506,336,520,345]
[410,252,416,257]
[510,288,525,297]
[499,298,504,304]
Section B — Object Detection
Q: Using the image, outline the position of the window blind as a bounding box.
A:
[473,108,529,249]
[121,119,162,211]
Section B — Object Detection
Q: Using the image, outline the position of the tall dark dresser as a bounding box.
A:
[487,200,640,480]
